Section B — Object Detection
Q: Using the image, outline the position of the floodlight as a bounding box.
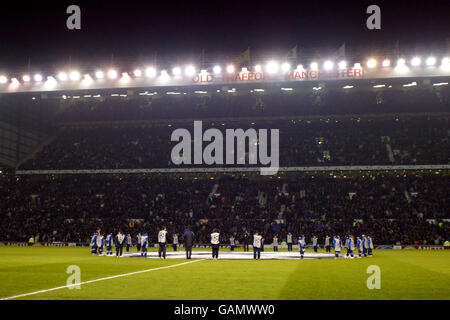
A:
[34,74,43,82]
[22,75,31,82]
[440,57,449,70]
[425,57,436,66]
[107,69,118,79]
[145,67,156,78]
[266,61,278,74]
[69,71,80,81]
[10,78,20,89]
[185,65,196,76]
[0,75,8,84]
[338,61,347,69]
[226,65,235,73]
[58,72,68,81]
[213,65,222,74]
[172,67,181,76]
[310,62,318,70]
[323,60,333,70]
[410,57,421,67]
[95,70,104,79]
[382,59,391,67]
[281,62,291,72]
[133,69,142,77]
[367,59,377,68]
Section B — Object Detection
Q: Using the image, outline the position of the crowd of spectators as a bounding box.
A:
[20,116,449,170]
[1,174,448,246]
[56,87,449,122]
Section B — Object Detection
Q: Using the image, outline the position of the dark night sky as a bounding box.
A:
[0,0,449,71]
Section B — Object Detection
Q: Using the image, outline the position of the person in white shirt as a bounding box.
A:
[312,235,318,253]
[141,233,148,257]
[273,235,279,252]
[325,235,331,253]
[158,227,168,259]
[229,235,235,251]
[333,236,341,258]
[115,231,125,257]
[287,232,293,251]
[211,229,220,259]
[253,232,263,260]
[173,233,178,252]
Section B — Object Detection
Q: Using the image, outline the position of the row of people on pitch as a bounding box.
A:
[137,227,169,258]
[330,235,374,259]
[210,229,265,260]
[90,231,127,256]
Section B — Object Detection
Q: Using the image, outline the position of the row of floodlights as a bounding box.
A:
[1,57,449,88]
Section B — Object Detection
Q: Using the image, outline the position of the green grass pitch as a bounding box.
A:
[0,246,448,300]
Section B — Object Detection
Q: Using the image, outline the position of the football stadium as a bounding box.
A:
[0,2,449,307]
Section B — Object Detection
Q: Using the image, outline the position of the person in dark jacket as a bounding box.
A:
[184,226,194,259]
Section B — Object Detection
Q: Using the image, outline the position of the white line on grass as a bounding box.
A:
[1,259,204,300]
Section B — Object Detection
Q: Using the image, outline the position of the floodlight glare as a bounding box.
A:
[107,69,118,79]
[254,65,262,72]
[185,65,196,76]
[281,62,291,72]
[172,67,181,76]
[213,65,222,74]
[310,62,318,70]
[58,72,68,81]
[45,76,57,88]
[296,65,304,71]
[323,60,334,70]
[440,57,449,70]
[69,71,80,81]
[0,75,8,84]
[82,74,93,85]
[133,69,142,77]
[34,74,43,82]
[338,61,347,69]
[226,65,235,73]
[22,75,30,82]
[266,61,278,74]
[382,59,391,67]
[367,59,377,68]
[425,57,436,66]
[145,67,156,78]
[397,58,406,66]
[10,78,20,89]
[411,57,421,66]
[95,70,104,79]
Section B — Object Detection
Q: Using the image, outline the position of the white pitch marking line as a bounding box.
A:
[0,259,204,300]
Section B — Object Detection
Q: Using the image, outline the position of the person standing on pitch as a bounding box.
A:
[106,232,113,255]
[141,232,148,257]
[184,226,194,259]
[287,232,293,251]
[356,236,363,257]
[115,231,125,257]
[273,235,279,252]
[90,232,98,255]
[325,235,331,253]
[125,233,131,252]
[158,226,168,259]
[368,236,374,256]
[210,229,220,259]
[230,235,235,251]
[243,231,250,252]
[346,235,355,258]
[312,235,318,253]
[253,232,262,260]
[298,235,306,259]
[362,234,368,257]
[96,233,104,255]
[136,233,141,252]
[172,233,178,252]
[333,235,341,258]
